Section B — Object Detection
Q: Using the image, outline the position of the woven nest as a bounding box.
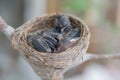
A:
[12,13,90,78]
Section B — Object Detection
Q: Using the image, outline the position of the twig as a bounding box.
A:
[83,53,120,61]
[0,16,7,29]
[67,53,120,73]
[0,16,15,40]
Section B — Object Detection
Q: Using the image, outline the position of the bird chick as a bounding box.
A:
[52,14,72,33]
[27,32,52,53]
[27,14,80,53]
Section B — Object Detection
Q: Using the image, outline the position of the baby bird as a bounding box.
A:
[27,14,80,53]
[52,14,72,34]
[27,33,51,53]
[27,31,58,53]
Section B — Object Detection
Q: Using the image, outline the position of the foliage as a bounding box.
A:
[62,0,91,12]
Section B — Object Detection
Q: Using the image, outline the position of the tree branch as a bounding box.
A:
[0,16,15,40]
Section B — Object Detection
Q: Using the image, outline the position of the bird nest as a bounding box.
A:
[12,13,90,77]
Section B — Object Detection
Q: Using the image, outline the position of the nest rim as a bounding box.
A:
[13,13,90,56]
